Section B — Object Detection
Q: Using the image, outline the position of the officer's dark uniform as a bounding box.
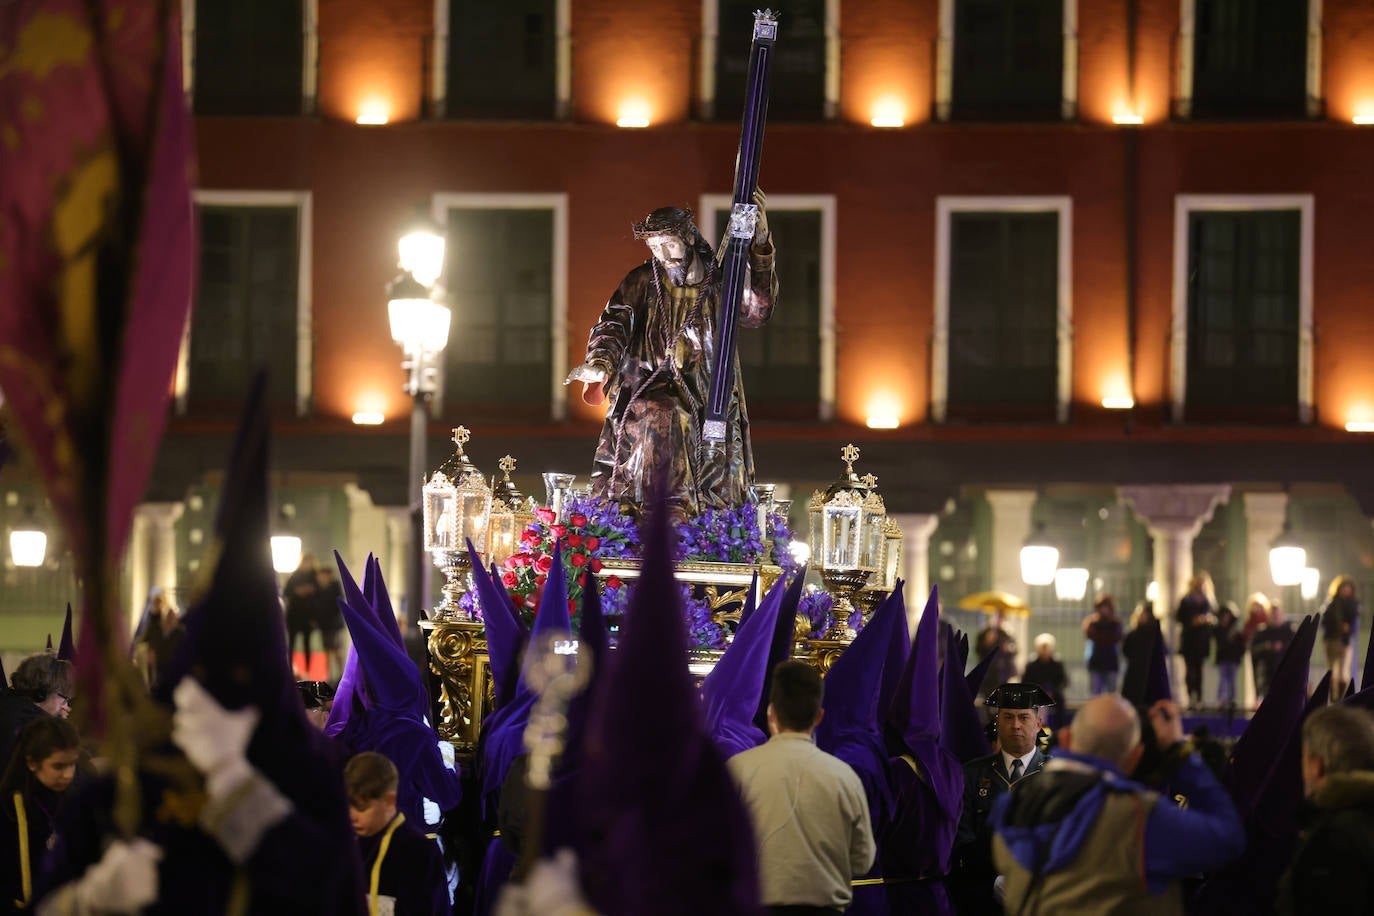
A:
[950,683,1053,916]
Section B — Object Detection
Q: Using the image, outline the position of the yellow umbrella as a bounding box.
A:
[956,590,1031,617]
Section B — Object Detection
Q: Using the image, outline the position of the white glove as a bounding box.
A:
[563,362,607,386]
[171,678,259,798]
[525,849,596,916]
[74,839,163,913]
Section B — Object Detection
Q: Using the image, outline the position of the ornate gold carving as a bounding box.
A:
[840,443,860,475]
[801,637,849,675]
[424,619,489,759]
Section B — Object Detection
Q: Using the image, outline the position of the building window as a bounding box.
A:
[935,198,1072,422]
[1171,195,1313,423]
[709,0,829,122]
[1183,210,1302,416]
[439,204,560,419]
[702,194,836,420]
[1185,0,1312,119]
[707,211,821,418]
[189,204,304,411]
[444,1,557,119]
[942,0,1071,121]
[192,0,308,115]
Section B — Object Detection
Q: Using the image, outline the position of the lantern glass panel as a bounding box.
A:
[453,484,492,553]
[489,507,517,565]
[822,504,865,570]
[861,507,886,569]
[883,533,903,590]
[423,478,458,552]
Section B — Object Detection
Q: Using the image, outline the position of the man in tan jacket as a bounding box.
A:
[729,661,876,915]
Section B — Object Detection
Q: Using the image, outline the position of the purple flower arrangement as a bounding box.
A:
[675,504,764,564]
[799,586,840,640]
[769,510,801,578]
[479,492,807,650]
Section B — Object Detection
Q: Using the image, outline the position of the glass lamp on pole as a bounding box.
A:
[1020,522,1059,587]
[397,213,446,289]
[1301,567,1321,603]
[424,427,493,620]
[9,507,46,568]
[1054,567,1090,602]
[1269,523,1306,587]
[389,228,451,622]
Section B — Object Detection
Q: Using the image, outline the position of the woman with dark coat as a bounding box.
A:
[1321,576,1361,702]
[1176,572,1218,708]
[1213,603,1247,709]
[1120,603,1161,706]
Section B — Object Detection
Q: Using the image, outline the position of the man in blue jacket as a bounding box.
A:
[992,695,1245,913]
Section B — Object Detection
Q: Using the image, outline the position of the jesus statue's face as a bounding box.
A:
[645,233,692,286]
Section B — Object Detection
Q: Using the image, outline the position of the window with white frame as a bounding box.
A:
[934,198,1072,422]
[441,1,560,119]
[937,0,1076,121]
[189,196,311,412]
[701,194,836,421]
[436,195,566,419]
[190,0,314,115]
[1181,0,1316,120]
[1173,197,1312,420]
[705,0,835,122]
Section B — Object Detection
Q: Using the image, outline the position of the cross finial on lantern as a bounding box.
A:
[841,443,860,475]
[860,473,878,489]
[499,455,517,477]
[451,426,470,449]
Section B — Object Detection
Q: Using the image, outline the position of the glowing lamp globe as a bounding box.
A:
[10,529,47,567]
[1054,567,1090,602]
[1269,524,1306,587]
[1020,524,1059,587]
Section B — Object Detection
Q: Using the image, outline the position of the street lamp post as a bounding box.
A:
[389,218,450,623]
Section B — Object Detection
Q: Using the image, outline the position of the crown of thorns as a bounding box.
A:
[632,206,698,239]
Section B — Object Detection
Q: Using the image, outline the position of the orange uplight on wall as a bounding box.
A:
[1345,403,1374,431]
[1353,109,1374,126]
[351,392,389,426]
[1100,376,1135,409]
[1111,102,1144,125]
[865,394,902,430]
[355,98,390,125]
[870,97,907,128]
[615,99,652,128]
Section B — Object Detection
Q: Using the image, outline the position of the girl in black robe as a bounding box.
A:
[0,717,80,912]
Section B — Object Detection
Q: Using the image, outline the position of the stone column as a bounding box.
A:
[131,502,184,633]
[385,507,415,614]
[985,490,1038,672]
[125,512,150,634]
[344,482,391,572]
[1119,485,1231,705]
[889,513,939,638]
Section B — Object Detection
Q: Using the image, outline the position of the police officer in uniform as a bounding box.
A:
[951,682,1053,915]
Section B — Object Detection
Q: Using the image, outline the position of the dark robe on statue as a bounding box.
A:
[584,234,776,515]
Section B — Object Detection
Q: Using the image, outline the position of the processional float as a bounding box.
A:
[420,10,905,759]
